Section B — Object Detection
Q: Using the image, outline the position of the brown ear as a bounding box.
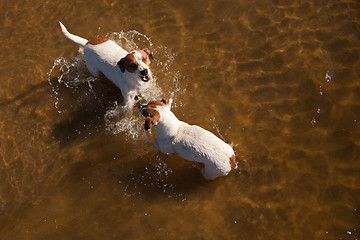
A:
[142,48,154,60]
[145,117,153,130]
[118,58,126,72]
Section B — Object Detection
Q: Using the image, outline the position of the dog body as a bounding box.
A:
[139,99,237,179]
[59,22,153,107]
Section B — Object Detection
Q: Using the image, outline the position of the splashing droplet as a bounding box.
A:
[325,71,332,82]
[48,30,185,141]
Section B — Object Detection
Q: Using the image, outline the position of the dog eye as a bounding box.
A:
[130,63,137,68]
[142,58,147,62]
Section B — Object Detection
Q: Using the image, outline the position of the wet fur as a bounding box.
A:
[139,98,237,179]
[59,22,154,107]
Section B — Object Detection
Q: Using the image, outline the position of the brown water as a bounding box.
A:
[1,0,360,239]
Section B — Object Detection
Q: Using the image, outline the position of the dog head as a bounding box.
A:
[138,98,172,130]
[118,48,154,82]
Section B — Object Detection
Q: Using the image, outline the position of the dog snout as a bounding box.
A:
[140,69,148,76]
[138,104,148,114]
[138,105,144,114]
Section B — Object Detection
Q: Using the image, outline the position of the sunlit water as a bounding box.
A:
[0,0,359,239]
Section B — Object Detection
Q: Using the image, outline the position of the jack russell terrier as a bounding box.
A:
[59,22,154,107]
[139,98,237,179]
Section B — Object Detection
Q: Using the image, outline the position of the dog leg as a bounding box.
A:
[200,167,215,180]
[152,141,160,150]
[85,63,101,77]
[193,162,205,170]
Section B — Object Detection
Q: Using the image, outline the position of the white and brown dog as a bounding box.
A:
[59,22,154,107]
[139,98,237,179]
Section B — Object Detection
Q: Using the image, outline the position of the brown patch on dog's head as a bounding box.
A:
[118,53,139,73]
[139,98,171,130]
[142,109,160,130]
[86,38,109,45]
[148,98,168,108]
[229,154,237,169]
[138,48,154,66]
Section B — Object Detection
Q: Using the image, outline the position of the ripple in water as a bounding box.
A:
[48,30,184,140]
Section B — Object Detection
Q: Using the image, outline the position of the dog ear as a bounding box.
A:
[142,48,154,60]
[118,58,126,73]
[144,117,153,130]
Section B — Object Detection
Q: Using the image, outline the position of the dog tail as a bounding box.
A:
[59,22,88,47]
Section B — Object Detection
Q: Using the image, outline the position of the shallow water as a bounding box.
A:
[0,0,359,239]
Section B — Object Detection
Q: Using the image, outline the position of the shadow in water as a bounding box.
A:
[57,148,217,202]
[50,74,124,148]
[49,69,218,201]
[0,81,49,109]
[117,151,223,201]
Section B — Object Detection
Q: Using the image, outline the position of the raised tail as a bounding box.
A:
[59,22,88,47]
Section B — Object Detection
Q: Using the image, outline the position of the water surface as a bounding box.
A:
[0,0,359,239]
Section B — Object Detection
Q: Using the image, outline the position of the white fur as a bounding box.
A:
[140,99,236,179]
[59,22,153,107]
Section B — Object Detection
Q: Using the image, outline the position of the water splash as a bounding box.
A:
[122,154,185,199]
[311,70,333,125]
[310,108,321,126]
[107,30,153,50]
[104,104,145,139]
[47,55,95,113]
[210,117,226,141]
[47,30,184,140]
[354,120,359,128]
[325,70,332,82]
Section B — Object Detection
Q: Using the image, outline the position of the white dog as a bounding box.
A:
[59,22,154,107]
[139,98,237,179]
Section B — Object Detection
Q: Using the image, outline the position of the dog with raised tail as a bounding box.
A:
[139,98,237,179]
[59,22,154,107]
